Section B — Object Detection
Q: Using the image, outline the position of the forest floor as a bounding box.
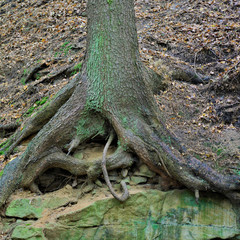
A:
[0,0,239,180]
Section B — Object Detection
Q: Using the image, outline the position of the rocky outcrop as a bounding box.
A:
[1,188,240,240]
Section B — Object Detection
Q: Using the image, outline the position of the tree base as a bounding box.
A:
[0,64,240,210]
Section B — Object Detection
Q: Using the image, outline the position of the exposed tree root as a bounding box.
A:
[23,61,48,84]
[171,66,210,84]
[111,118,203,190]
[32,62,79,85]
[187,156,240,192]
[110,112,240,201]
[153,59,210,88]
[21,147,134,195]
[0,123,20,138]
[0,65,239,208]
[0,137,134,207]
[102,131,129,202]
[211,67,240,94]
[1,73,80,159]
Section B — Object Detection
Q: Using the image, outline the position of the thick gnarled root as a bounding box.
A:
[0,145,134,208]
[1,74,80,159]
[21,147,134,194]
[110,113,240,202]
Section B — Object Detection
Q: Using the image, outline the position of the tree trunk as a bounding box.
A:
[0,0,240,208]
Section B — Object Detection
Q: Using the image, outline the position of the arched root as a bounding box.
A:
[101,131,129,202]
[0,145,134,207]
[110,114,240,201]
[20,147,134,195]
[110,115,210,190]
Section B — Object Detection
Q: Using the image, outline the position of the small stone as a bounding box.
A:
[109,175,119,182]
[130,176,147,185]
[95,179,103,187]
[81,183,94,193]
[133,164,156,178]
[122,177,130,184]
[65,184,73,190]
[121,169,128,178]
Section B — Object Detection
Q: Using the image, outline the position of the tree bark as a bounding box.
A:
[0,0,240,208]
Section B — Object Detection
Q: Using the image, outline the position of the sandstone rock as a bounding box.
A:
[130,176,148,185]
[11,222,46,240]
[133,164,156,178]
[6,189,240,240]
[95,179,102,187]
[5,185,78,219]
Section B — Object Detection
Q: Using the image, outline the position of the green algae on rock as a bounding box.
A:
[11,222,46,240]
[5,185,78,219]
[5,189,240,240]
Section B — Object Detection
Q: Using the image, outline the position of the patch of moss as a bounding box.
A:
[54,41,73,58]
[0,140,10,155]
[11,223,46,240]
[117,139,129,151]
[76,114,106,140]
[71,62,82,76]
[6,198,43,219]
[24,97,49,117]
[20,68,30,85]
[0,169,4,178]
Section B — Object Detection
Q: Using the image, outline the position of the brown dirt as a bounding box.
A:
[155,80,240,175]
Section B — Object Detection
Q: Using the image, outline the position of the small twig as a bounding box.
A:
[102,131,129,202]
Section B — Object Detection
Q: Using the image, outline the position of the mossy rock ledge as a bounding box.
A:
[1,189,240,240]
